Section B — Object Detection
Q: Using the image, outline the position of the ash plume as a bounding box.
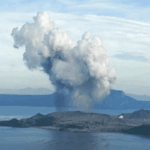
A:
[11,11,116,108]
[53,93,66,111]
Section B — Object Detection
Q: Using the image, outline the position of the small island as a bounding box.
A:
[1,109,150,137]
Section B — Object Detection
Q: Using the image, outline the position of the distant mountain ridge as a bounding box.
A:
[1,88,150,102]
[126,93,150,101]
[0,88,53,95]
[94,90,150,109]
[0,89,150,109]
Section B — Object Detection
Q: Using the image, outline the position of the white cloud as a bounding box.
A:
[1,9,150,95]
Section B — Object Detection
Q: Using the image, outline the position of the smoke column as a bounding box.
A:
[53,93,66,111]
[11,11,116,109]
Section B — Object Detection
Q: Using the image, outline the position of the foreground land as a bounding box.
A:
[1,110,150,137]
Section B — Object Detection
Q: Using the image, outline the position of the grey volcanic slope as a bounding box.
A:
[0,111,145,134]
[119,109,150,119]
[122,125,150,137]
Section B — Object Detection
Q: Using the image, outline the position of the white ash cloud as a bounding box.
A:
[11,11,116,108]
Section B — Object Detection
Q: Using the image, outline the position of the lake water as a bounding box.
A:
[0,106,150,150]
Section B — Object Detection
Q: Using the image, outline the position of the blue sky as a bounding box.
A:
[0,0,150,95]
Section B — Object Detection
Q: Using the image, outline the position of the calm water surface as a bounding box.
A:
[0,106,150,150]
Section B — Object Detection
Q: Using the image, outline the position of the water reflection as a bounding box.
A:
[46,130,110,150]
